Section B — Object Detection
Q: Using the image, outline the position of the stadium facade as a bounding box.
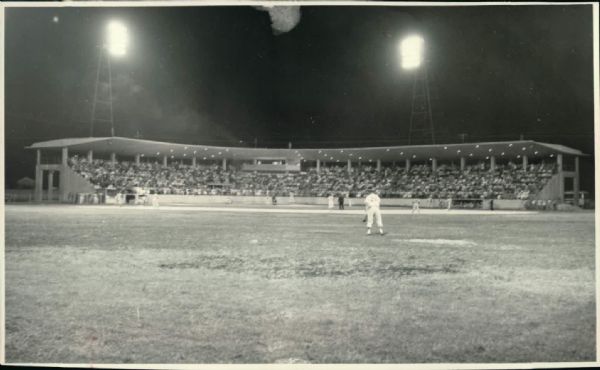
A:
[27,137,585,209]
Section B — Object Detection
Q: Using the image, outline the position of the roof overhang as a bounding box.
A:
[26,137,586,162]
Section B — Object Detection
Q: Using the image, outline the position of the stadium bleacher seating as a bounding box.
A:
[69,156,555,200]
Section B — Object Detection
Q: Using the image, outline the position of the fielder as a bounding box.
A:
[151,193,159,208]
[364,191,384,235]
[327,194,335,209]
[411,199,420,214]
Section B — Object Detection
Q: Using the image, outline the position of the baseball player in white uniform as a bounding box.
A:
[364,191,384,235]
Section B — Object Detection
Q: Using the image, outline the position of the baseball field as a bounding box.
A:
[3,204,596,364]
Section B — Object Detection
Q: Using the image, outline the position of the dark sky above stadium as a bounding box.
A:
[4,3,596,186]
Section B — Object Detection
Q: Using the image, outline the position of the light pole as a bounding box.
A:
[90,21,128,137]
[400,35,435,145]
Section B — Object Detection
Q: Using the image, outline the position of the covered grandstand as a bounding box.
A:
[26,137,585,209]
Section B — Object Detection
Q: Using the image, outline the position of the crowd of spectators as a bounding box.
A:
[69,155,555,200]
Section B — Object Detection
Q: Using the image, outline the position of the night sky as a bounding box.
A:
[4,4,595,191]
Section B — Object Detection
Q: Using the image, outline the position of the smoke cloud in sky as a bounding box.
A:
[257,6,301,35]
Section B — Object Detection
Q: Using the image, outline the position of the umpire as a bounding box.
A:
[338,193,345,210]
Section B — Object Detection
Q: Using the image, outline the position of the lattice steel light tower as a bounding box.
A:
[90,21,128,137]
[400,35,435,145]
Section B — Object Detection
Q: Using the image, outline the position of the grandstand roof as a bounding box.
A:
[27,137,585,162]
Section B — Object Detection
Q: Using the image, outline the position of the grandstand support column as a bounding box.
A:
[557,154,564,202]
[523,155,528,171]
[347,159,352,173]
[59,148,68,203]
[47,170,54,201]
[222,158,227,171]
[62,147,68,167]
[35,168,43,202]
[316,159,321,174]
[376,159,381,172]
[111,152,116,166]
[405,159,411,172]
[574,156,580,206]
[35,150,43,202]
[192,157,197,167]
[432,158,437,173]
[163,155,167,168]
[460,157,465,172]
[490,156,496,172]
[87,150,93,162]
[135,154,140,165]
[557,154,563,171]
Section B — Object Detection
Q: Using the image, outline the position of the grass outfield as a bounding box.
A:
[4,204,596,364]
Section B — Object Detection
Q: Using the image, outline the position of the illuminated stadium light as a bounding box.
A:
[399,35,424,70]
[106,21,128,57]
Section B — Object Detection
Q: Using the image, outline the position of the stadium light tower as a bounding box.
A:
[90,21,129,137]
[399,35,435,145]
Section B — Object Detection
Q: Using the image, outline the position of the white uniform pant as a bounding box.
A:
[366,207,383,228]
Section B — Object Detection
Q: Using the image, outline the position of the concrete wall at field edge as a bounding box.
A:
[155,195,527,210]
[60,165,96,201]
[535,173,561,201]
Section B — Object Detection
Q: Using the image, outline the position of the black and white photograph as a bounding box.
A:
[2,1,598,367]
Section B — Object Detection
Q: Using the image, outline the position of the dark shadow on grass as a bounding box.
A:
[159,255,463,279]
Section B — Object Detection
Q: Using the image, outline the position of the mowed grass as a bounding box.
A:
[4,205,596,364]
